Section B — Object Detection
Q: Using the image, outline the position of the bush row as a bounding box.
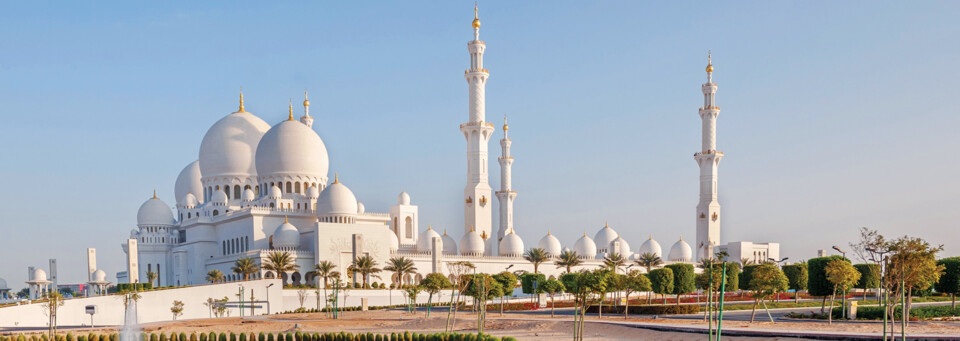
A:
[0,332,514,341]
[584,304,699,315]
[830,305,960,320]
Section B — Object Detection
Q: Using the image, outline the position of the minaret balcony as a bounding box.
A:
[694,150,724,157]
[464,69,489,74]
[460,121,495,129]
[698,106,721,111]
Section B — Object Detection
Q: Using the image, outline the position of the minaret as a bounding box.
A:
[496,116,517,253]
[695,53,723,261]
[461,4,494,242]
[300,90,313,127]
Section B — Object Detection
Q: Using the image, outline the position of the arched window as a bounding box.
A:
[187,212,191,218]
[222,241,226,255]
[393,218,398,234]
[295,182,301,193]
[234,185,241,199]
[245,236,249,250]
[269,203,275,208]
[405,217,413,238]
[213,210,219,216]
[255,185,260,196]
[162,237,165,243]
[286,182,292,193]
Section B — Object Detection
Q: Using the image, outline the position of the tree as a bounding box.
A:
[384,256,417,288]
[146,271,158,287]
[420,273,451,317]
[347,255,381,287]
[740,264,759,292]
[309,260,337,313]
[523,248,548,274]
[555,250,582,274]
[540,278,565,318]
[203,298,216,318]
[635,252,662,273]
[231,257,259,281]
[492,272,518,316]
[648,268,674,305]
[444,261,475,333]
[748,264,788,322]
[782,263,808,303]
[935,257,960,308]
[263,251,299,285]
[807,255,846,313]
[41,291,65,340]
[465,273,502,334]
[519,273,546,296]
[603,253,627,274]
[825,259,861,324]
[206,270,225,283]
[561,270,610,340]
[886,236,945,324]
[740,258,754,266]
[665,263,695,305]
[170,300,184,320]
[723,262,741,293]
[853,263,880,300]
[621,270,652,319]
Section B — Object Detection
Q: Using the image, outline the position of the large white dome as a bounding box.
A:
[499,231,524,257]
[93,270,107,282]
[609,236,632,259]
[638,235,663,258]
[175,160,203,205]
[460,227,485,256]
[418,226,442,253]
[255,119,329,181]
[316,178,358,217]
[137,195,175,226]
[198,109,271,179]
[441,230,458,255]
[669,237,692,262]
[593,222,618,254]
[573,232,597,259]
[537,231,562,257]
[273,218,300,250]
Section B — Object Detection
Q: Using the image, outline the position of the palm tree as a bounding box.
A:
[263,251,299,285]
[635,252,663,272]
[603,253,627,274]
[555,250,583,273]
[146,271,158,287]
[741,257,754,266]
[232,257,259,281]
[206,270,225,283]
[697,257,716,270]
[347,255,382,287]
[310,261,338,288]
[384,256,417,288]
[523,248,548,274]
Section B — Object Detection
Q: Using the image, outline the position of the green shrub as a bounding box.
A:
[258,333,264,341]
[665,264,695,297]
[230,333,236,341]
[519,273,546,294]
[740,265,758,291]
[936,257,960,302]
[807,256,847,297]
[266,334,274,341]
[585,304,699,315]
[66,334,74,341]
[782,263,807,294]
[218,333,226,341]
[160,333,167,341]
[199,334,206,341]
[853,264,880,292]
[239,334,246,341]
[208,332,216,341]
[150,334,158,341]
[180,334,187,341]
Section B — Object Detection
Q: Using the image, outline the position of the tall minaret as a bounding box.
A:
[695,53,723,261]
[461,4,494,242]
[496,116,516,253]
[300,90,314,128]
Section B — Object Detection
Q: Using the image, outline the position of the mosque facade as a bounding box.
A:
[118,8,776,287]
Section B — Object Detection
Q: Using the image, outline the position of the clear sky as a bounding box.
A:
[1,1,958,286]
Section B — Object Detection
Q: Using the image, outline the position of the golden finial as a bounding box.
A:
[152,189,157,199]
[427,224,433,230]
[706,51,713,73]
[679,235,683,241]
[503,115,508,131]
[333,173,339,184]
[303,90,310,108]
[288,99,294,120]
[238,89,246,113]
[284,216,288,224]
[604,220,609,228]
[443,229,448,236]
[472,2,481,28]
[470,225,476,232]
[547,229,552,235]
[649,234,653,240]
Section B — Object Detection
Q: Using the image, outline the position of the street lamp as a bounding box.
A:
[866,246,893,341]
[767,257,789,266]
[266,283,274,314]
[831,246,849,319]
[832,246,846,259]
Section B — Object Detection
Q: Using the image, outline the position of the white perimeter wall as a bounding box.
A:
[0,279,282,328]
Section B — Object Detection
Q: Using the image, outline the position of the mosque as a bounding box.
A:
[118,7,778,287]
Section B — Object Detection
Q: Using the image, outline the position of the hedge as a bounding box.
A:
[782,264,807,293]
[740,265,759,291]
[853,264,880,291]
[519,273,546,294]
[665,264,696,297]
[115,283,153,292]
[722,263,740,293]
[3,333,508,341]
[830,305,960,320]
[585,304,699,315]
[935,257,960,302]
[807,256,847,297]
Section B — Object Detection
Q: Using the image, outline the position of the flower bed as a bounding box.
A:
[584,304,699,315]
[0,331,514,341]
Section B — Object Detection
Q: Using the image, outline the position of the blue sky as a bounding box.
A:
[1,1,958,285]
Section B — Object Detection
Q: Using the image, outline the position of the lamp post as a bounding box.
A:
[832,246,849,319]
[866,246,891,341]
[266,283,274,314]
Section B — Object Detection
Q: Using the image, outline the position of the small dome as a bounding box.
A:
[181,193,199,208]
[254,119,329,181]
[268,185,282,199]
[537,230,562,257]
[638,235,663,258]
[210,190,228,206]
[129,229,139,238]
[138,195,175,226]
[198,108,271,180]
[499,231,524,257]
[669,237,693,262]
[0,278,8,289]
[573,232,597,259]
[316,179,358,217]
[398,191,411,205]
[441,230,458,255]
[242,188,256,202]
[357,202,365,214]
[609,236,632,259]
[273,218,300,249]
[418,226,442,253]
[460,227,485,256]
[175,160,203,205]
[593,222,618,254]
[387,229,399,251]
[32,268,47,282]
[93,270,107,282]
[306,185,320,199]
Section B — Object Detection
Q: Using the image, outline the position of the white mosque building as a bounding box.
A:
[118,8,777,287]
